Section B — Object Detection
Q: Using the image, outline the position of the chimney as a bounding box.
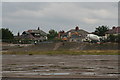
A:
[112,26,116,29]
[38,27,40,30]
[75,26,79,31]
[62,30,65,33]
[17,32,20,36]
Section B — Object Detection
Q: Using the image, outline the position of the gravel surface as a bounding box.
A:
[2,55,119,78]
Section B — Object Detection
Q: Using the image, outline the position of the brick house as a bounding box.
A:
[58,26,89,42]
[105,26,120,37]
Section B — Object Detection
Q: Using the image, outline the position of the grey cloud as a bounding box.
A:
[3,2,50,12]
[2,2,118,35]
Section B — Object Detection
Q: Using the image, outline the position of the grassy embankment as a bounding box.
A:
[2,42,120,55]
[2,50,120,55]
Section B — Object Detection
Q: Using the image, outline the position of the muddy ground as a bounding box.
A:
[2,54,119,78]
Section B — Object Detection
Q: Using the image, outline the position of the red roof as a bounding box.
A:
[106,27,120,34]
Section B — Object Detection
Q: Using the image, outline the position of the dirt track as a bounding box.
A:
[2,54,119,78]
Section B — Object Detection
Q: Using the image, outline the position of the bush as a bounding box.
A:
[116,34,120,43]
[108,34,120,43]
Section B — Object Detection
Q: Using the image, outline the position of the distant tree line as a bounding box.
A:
[1,25,120,43]
[0,28,14,42]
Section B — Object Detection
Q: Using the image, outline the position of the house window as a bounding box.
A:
[35,33,40,36]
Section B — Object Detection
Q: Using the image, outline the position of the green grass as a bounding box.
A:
[2,50,120,55]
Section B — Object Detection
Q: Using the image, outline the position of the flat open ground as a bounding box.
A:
[2,54,119,78]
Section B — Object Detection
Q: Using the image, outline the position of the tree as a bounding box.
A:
[0,28,14,40]
[94,25,109,36]
[47,29,58,40]
[116,34,120,43]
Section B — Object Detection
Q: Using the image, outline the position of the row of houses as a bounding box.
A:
[15,26,120,43]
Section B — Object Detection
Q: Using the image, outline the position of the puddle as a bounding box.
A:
[16,72,71,76]
[81,72,96,76]
[106,73,119,76]
[32,69,50,72]
[33,64,54,67]
[17,68,24,70]
[3,71,27,73]
[80,72,119,77]
[34,64,46,67]
[19,65,34,67]
[19,64,46,67]
[16,72,39,75]
[33,69,59,72]
[107,74,118,76]
[48,73,70,75]
[59,62,65,63]
[12,55,16,57]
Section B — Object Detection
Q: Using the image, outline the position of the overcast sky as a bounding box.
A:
[2,2,118,35]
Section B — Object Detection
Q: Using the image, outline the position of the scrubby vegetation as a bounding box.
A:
[107,34,120,43]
